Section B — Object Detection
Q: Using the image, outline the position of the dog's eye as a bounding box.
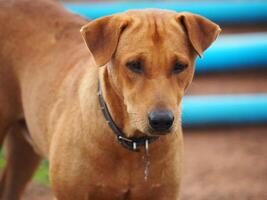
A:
[173,63,188,74]
[126,60,143,74]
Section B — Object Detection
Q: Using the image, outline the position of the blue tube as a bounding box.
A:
[64,1,267,24]
[65,2,267,73]
[196,32,267,73]
[182,94,267,127]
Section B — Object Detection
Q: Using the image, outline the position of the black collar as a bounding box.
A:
[97,81,159,152]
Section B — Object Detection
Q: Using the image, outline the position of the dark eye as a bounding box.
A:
[173,63,188,74]
[126,60,143,74]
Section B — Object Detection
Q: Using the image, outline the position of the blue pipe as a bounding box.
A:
[64,1,267,24]
[195,32,267,73]
[182,94,267,127]
[65,3,267,73]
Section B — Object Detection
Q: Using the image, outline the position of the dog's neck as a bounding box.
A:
[99,66,127,134]
[99,65,148,139]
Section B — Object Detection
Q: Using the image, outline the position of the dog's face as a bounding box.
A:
[81,10,220,136]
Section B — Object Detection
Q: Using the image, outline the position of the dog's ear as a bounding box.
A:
[177,12,221,57]
[80,15,130,67]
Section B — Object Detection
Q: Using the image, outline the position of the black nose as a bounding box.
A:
[148,109,174,132]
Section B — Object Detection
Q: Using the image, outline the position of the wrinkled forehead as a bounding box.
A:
[116,9,191,57]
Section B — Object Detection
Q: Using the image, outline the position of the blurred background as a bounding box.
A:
[6,0,266,199]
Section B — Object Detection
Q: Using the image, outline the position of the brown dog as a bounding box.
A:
[0,0,220,199]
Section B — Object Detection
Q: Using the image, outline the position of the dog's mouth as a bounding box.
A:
[132,126,172,137]
[148,127,173,136]
[132,124,173,137]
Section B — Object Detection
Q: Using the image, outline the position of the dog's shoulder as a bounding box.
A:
[0,0,88,65]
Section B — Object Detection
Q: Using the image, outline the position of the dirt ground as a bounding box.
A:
[182,126,267,200]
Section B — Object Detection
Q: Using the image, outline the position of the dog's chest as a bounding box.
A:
[85,155,166,199]
[86,183,163,200]
[86,184,129,200]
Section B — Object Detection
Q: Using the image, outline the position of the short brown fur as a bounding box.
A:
[0,0,220,199]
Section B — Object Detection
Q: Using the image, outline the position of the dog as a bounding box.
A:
[0,0,220,199]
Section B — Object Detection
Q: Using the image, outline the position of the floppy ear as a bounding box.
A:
[80,15,130,67]
[177,12,221,57]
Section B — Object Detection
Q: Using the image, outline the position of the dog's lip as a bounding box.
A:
[133,129,154,137]
[134,127,172,137]
[147,127,172,136]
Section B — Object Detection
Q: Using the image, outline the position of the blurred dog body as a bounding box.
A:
[0,0,220,199]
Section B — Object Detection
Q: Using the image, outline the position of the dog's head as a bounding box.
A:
[81,9,220,136]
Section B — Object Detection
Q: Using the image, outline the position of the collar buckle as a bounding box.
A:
[133,142,137,150]
[145,139,149,154]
